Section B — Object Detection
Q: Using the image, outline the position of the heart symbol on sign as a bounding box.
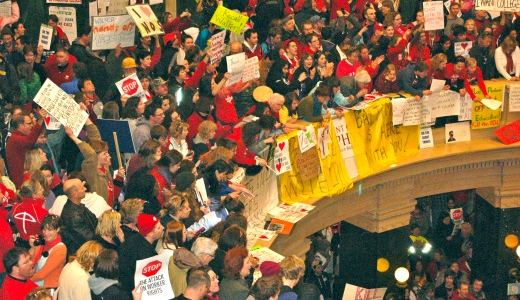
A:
[278,142,285,151]
[275,162,282,172]
[259,235,268,239]
[140,5,152,18]
[461,42,468,49]
[44,116,51,126]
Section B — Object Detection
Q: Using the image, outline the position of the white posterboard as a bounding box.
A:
[423,1,445,31]
[454,41,473,57]
[134,253,175,300]
[209,30,226,64]
[33,79,89,137]
[333,117,358,179]
[508,84,520,112]
[225,52,246,86]
[475,0,520,12]
[241,56,261,82]
[48,6,77,41]
[420,126,434,149]
[92,15,136,50]
[126,4,164,37]
[342,283,387,300]
[445,121,471,143]
[38,24,53,51]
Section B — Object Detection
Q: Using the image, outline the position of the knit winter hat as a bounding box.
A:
[260,261,281,277]
[137,214,159,236]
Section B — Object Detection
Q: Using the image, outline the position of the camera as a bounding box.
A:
[33,235,45,246]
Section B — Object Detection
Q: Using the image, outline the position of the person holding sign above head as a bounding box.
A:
[494,36,520,81]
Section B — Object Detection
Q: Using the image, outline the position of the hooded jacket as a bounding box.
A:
[168,248,203,296]
[88,275,131,300]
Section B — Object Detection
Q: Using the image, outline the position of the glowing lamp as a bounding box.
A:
[394,267,410,283]
[377,258,390,273]
[505,234,519,249]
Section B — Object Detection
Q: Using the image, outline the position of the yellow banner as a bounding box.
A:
[210,6,249,34]
[278,98,419,204]
[471,81,504,129]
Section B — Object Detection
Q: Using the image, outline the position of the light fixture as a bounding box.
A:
[377,258,390,273]
[422,242,432,254]
[516,245,520,258]
[408,246,416,254]
[394,267,410,284]
[504,234,519,249]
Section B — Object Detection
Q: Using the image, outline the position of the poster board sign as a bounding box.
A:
[471,100,502,129]
[116,73,145,97]
[419,127,434,149]
[423,1,445,31]
[134,253,175,300]
[48,6,77,41]
[495,120,520,145]
[210,5,249,34]
[225,52,246,86]
[445,121,471,143]
[38,24,53,51]
[342,283,387,300]
[149,0,163,4]
[507,84,520,112]
[107,0,129,15]
[46,0,81,3]
[298,124,317,153]
[294,147,321,181]
[273,140,292,175]
[43,115,61,131]
[424,90,461,119]
[96,119,135,153]
[333,117,358,179]
[92,15,135,50]
[475,0,520,12]
[242,56,261,82]
[89,1,98,25]
[0,1,11,17]
[209,30,226,64]
[454,41,473,57]
[450,207,464,224]
[194,178,209,206]
[458,93,473,121]
[33,79,88,137]
[126,5,164,37]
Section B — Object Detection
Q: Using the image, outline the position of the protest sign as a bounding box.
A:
[226,52,246,86]
[298,124,317,153]
[210,5,249,33]
[475,0,520,12]
[391,98,407,125]
[495,120,520,145]
[294,147,321,181]
[507,84,520,112]
[195,178,209,206]
[209,30,226,64]
[89,1,98,25]
[273,140,292,175]
[184,27,200,43]
[458,93,473,121]
[481,98,502,110]
[38,24,53,51]
[116,73,145,97]
[333,117,358,179]
[450,207,464,224]
[126,5,164,37]
[420,127,434,149]
[43,115,61,131]
[424,90,461,119]
[403,99,424,126]
[47,0,81,3]
[135,253,175,300]
[96,119,135,153]
[430,79,446,92]
[0,1,11,17]
[242,56,261,82]
[445,121,471,143]
[92,15,135,50]
[106,0,128,15]
[317,126,331,158]
[454,41,473,57]
[48,6,77,41]
[149,0,163,4]
[33,79,89,137]
[423,1,445,31]
[472,100,502,129]
[342,283,387,300]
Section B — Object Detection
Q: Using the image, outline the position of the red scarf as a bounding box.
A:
[505,48,514,75]
[32,235,62,264]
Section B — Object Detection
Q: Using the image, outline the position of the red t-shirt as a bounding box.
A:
[0,275,38,300]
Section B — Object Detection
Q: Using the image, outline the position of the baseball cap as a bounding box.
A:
[122,57,138,69]
[260,261,281,277]
[137,214,159,236]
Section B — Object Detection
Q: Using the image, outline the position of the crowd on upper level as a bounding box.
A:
[0,0,519,299]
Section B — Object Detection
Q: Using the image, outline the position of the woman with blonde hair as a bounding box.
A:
[57,240,103,300]
[430,53,448,81]
[160,194,192,227]
[279,255,306,299]
[167,119,191,158]
[495,36,520,80]
[192,120,217,161]
[94,210,125,250]
[23,147,48,182]
[156,220,187,256]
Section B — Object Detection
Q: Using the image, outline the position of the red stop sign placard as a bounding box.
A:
[122,78,139,95]
[142,260,162,277]
[451,209,462,220]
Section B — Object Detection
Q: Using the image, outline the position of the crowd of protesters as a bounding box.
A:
[0,0,519,299]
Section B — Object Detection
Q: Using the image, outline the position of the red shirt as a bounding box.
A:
[465,67,489,99]
[12,198,48,241]
[0,209,14,273]
[43,54,77,86]
[336,58,362,79]
[150,166,169,207]
[0,275,38,300]
[226,127,257,166]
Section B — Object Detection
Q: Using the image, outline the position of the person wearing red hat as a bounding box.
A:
[259,261,282,278]
[118,213,164,292]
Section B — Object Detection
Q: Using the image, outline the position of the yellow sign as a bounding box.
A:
[278,98,419,204]
[470,81,504,129]
[210,5,249,34]
[126,5,164,37]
